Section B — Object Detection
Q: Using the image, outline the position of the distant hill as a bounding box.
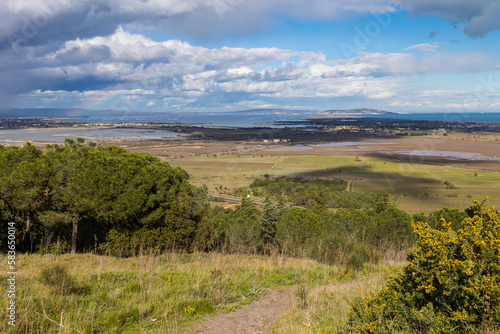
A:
[307,108,397,119]
[232,109,315,115]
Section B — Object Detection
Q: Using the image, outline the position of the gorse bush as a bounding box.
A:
[345,198,500,333]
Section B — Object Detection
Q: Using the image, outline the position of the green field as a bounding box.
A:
[171,155,500,214]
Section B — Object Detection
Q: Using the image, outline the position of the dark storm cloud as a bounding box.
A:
[0,0,396,50]
[401,0,500,38]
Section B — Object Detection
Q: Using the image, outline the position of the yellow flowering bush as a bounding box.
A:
[345,198,500,333]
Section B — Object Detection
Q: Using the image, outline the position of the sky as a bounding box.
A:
[1,0,500,115]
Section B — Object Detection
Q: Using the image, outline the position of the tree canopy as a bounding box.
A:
[0,141,209,254]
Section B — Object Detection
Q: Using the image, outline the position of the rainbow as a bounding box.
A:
[65,82,149,117]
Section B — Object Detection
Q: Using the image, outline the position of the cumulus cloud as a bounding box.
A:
[331,51,494,77]
[1,0,499,114]
[390,101,423,107]
[2,26,498,111]
[400,0,500,38]
[0,28,322,94]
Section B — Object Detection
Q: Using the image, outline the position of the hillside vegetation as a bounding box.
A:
[1,141,500,333]
[1,141,416,267]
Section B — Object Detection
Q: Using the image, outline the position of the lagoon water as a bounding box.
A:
[2,111,500,145]
[267,140,500,161]
[0,128,186,144]
[71,111,500,127]
[313,141,398,147]
[366,112,500,124]
[3,109,500,127]
[69,112,500,126]
[53,112,310,128]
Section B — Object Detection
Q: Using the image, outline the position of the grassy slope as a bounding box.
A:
[0,253,401,333]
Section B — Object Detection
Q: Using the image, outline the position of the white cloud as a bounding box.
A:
[445,102,477,109]
[390,101,423,107]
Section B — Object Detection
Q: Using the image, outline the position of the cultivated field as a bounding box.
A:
[170,142,500,214]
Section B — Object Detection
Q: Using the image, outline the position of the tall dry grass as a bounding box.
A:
[0,251,386,333]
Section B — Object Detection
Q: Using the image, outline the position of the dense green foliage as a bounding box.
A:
[0,141,210,254]
[249,177,377,209]
[412,208,468,231]
[345,198,500,333]
[210,195,415,269]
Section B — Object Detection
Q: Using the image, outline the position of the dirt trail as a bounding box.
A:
[189,288,295,334]
[427,171,444,182]
[189,280,372,334]
[346,179,353,192]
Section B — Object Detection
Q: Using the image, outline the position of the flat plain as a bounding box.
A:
[164,134,500,214]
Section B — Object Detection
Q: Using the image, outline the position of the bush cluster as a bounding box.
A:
[249,177,376,208]
[211,195,414,269]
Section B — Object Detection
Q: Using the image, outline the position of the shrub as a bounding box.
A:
[275,208,321,256]
[39,264,76,295]
[344,198,500,333]
[233,186,250,198]
[176,299,214,316]
[444,180,458,189]
[216,203,263,253]
[101,229,135,257]
[311,235,379,270]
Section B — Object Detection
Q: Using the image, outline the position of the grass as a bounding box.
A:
[170,155,282,191]
[172,154,500,214]
[0,252,398,333]
[270,262,403,333]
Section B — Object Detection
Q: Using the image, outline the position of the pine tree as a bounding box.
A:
[260,197,279,246]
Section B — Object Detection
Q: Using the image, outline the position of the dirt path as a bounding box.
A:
[426,171,444,182]
[346,179,353,192]
[189,288,295,334]
[189,279,374,334]
[271,156,287,169]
